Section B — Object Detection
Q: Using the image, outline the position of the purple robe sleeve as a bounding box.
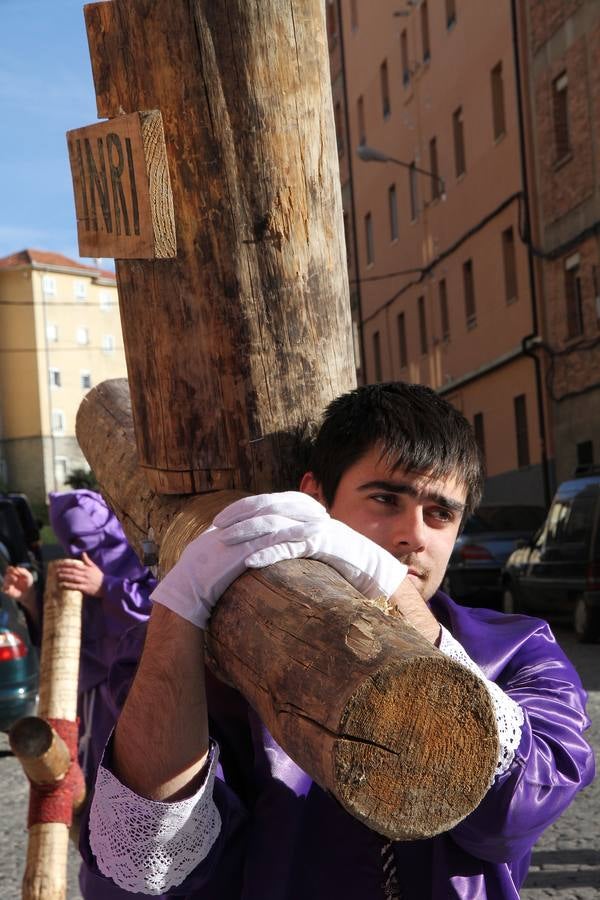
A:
[100,572,157,638]
[447,611,595,864]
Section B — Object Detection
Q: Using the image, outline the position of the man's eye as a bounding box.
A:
[371,493,397,506]
[430,508,454,523]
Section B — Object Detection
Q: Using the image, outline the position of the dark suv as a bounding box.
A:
[502,470,600,642]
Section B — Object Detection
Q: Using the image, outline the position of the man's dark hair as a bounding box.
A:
[309,382,485,516]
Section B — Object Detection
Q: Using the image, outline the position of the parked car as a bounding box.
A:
[502,470,600,642]
[0,492,42,567]
[0,546,39,731]
[444,504,546,607]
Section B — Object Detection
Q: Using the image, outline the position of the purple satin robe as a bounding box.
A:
[49,490,160,900]
[79,592,594,900]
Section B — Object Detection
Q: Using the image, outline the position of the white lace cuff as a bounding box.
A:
[89,741,222,895]
[438,626,524,780]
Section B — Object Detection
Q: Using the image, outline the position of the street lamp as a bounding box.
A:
[356,144,446,201]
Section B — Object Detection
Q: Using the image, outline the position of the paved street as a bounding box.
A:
[0,628,597,898]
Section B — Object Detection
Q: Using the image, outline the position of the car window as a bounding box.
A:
[562,491,597,549]
[544,499,571,547]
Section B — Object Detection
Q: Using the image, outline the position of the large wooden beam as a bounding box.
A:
[77,380,498,840]
[79,0,355,495]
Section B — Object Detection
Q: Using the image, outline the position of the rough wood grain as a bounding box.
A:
[67,110,176,259]
[83,0,355,493]
[19,564,84,900]
[77,380,499,839]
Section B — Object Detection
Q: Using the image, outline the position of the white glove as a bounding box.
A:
[150,523,296,629]
[216,491,408,602]
[213,491,329,528]
[151,492,407,629]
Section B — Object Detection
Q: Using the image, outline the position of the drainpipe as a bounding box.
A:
[336,0,366,384]
[510,0,552,507]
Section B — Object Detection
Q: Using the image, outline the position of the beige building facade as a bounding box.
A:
[0,249,126,505]
[328,0,554,506]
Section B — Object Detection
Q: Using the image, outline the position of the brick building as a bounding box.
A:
[327,0,553,506]
[518,0,600,484]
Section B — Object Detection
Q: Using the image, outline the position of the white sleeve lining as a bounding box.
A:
[89,741,222,895]
[438,625,524,780]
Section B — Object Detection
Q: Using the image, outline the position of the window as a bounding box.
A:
[326,1,337,41]
[593,265,600,325]
[397,312,408,368]
[51,410,65,435]
[552,72,570,162]
[514,395,530,468]
[54,456,69,484]
[491,62,506,140]
[380,60,391,119]
[446,0,457,28]
[418,296,428,354]
[388,184,398,241]
[334,102,345,157]
[49,368,61,389]
[463,259,476,328]
[473,413,486,462]
[373,331,383,381]
[352,320,362,370]
[350,0,358,30]
[357,95,366,146]
[453,107,466,177]
[76,327,89,345]
[401,30,410,86]
[502,226,518,303]
[364,213,374,265]
[439,278,450,341]
[429,137,440,201]
[99,290,113,311]
[409,163,419,221]
[343,212,352,265]
[80,371,92,390]
[421,1,431,62]
[565,255,584,339]
[576,440,594,468]
[74,280,87,300]
[102,334,116,355]
[42,275,56,296]
[46,323,58,343]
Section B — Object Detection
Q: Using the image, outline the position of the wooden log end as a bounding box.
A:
[9,717,53,759]
[334,655,498,839]
[9,717,71,786]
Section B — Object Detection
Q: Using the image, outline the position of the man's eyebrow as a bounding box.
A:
[358,480,466,513]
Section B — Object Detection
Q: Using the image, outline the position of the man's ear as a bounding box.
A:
[299,471,327,508]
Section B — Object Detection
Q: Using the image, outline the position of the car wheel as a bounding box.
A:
[502,584,518,615]
[574,596,600,643]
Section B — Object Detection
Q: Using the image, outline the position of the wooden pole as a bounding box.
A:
[14,562,85,900]
[77,380,499,840]
[76,0,355,495]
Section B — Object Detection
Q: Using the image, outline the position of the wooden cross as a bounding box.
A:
[66,0,497,843]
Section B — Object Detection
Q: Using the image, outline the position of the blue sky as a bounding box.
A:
[0,0,103,264]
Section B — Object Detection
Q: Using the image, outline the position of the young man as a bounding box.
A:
[81,383,594,899]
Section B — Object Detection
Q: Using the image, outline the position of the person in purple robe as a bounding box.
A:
[79,383,594,900]
[49,490,165,900]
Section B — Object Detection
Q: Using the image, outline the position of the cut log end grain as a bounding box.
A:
[334,655,498,839]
